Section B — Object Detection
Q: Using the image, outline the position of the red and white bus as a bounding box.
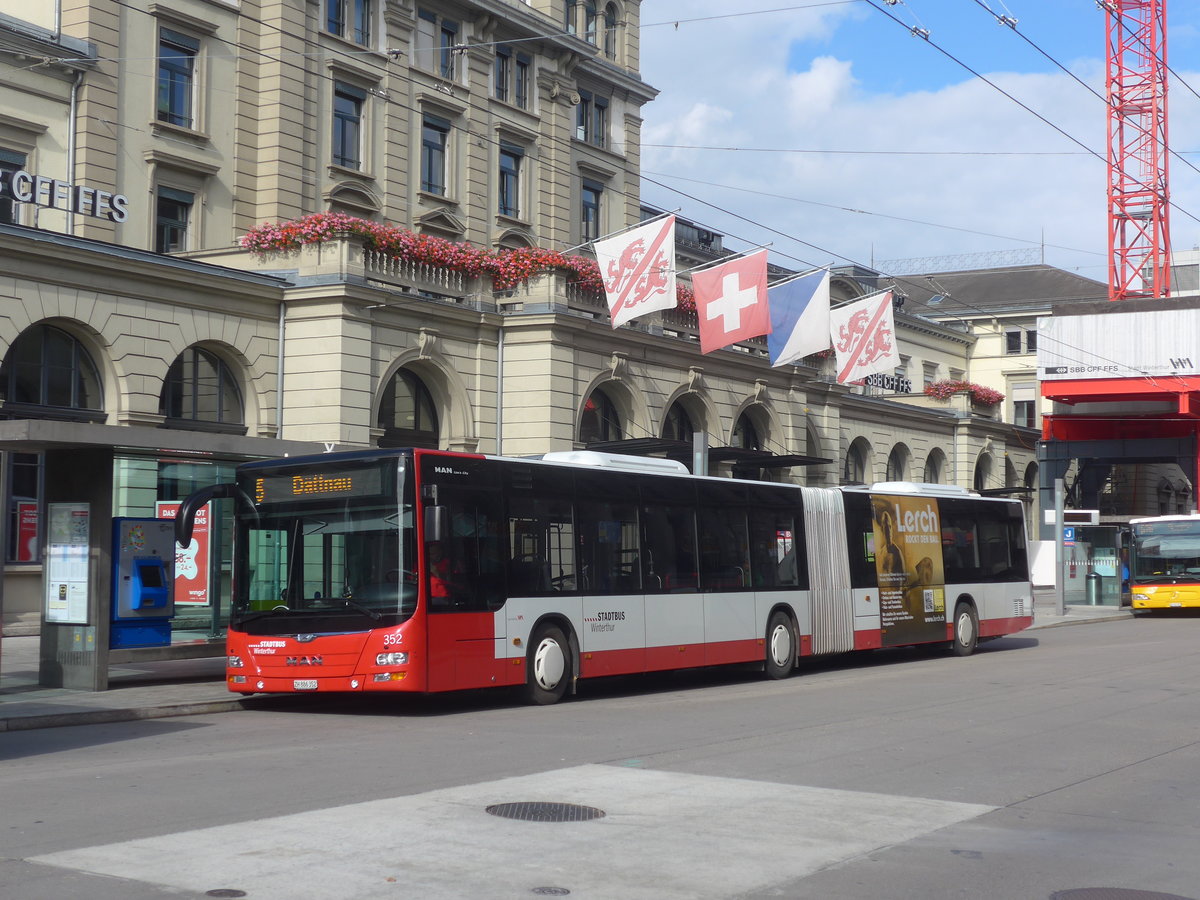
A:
[175,448,1033,704]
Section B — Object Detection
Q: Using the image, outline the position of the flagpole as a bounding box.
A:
[560,208,681,255]
[830,287,892,310]
[767,267,828,289]
[681,242,772,277]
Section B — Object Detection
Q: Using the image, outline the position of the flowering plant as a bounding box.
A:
[240,212,693,306]
[924,379,1004,405]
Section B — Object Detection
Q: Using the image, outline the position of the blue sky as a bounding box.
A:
[639,1,1200,281]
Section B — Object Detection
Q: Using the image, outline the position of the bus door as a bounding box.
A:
[419,460,508,691]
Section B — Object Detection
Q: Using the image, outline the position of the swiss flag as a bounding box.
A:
[693,249,771,354]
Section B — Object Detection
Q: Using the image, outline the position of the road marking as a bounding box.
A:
[34,765,992,899]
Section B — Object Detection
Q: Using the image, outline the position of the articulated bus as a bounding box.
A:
[1129,514,1200,610]
[175,448,1033,704]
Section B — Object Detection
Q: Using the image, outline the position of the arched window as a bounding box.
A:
[732,412,761,451]
[584,0,598,43]
[661,402,695,443]
[845,438,869,484]
[580,387,621,444]
[925,448,946,484]
[160,346,244,430]
[378,368,439,448]
[886,444,909,482]
[0,323,102,420]
[974,454,993,492]
[603,3,618,57]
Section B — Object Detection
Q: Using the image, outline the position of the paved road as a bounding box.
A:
[2,614,1197,899]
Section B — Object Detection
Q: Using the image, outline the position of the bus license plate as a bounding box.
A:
[293,679,318,691]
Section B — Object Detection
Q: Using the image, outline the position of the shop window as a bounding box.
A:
[7,452,42,562]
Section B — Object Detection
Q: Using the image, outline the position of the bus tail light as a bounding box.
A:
[228,655,244,668]
[376,652,409,666]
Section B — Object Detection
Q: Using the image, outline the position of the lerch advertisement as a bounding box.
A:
[871,494,947,647]
[156,501,210,605]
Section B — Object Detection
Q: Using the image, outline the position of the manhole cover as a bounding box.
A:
[486,801,605,822]
[1051,891,1195,900]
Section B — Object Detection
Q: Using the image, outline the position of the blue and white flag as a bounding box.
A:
[767,269,831,367]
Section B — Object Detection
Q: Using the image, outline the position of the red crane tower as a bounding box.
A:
[1105,0,1171,301]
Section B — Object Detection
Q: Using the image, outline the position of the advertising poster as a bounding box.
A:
[45,503,90,624]
[872,495,946,646]
[16,500,39,562]
[156,501,211,605]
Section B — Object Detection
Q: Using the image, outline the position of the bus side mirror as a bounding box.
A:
[175,483,251,546]
[425,505,448,543]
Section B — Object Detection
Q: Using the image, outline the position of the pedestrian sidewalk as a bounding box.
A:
[0,598,1132,733]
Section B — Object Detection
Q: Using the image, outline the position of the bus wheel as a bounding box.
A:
[525,625,570,705]
[764,611,796,679]
[952,602,978,657]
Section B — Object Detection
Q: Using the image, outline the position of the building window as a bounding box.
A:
[494,46,532,109]
[0,149,26,224]
[580,388,621,443]
[603,3,618,58]
[499,144,522,218]
[333,83,365,169]
[845,438,868,484]
[924,449,944,484]
[733,413,762,451]
[0,323,102,417]
[886,445,908,482]
[515,54,531,107]
[1005,327,1037,354]
[155,186,193,253]
[160,346,244,428]
[421,114,450,195]
[157,28,199,128]
[565,0,577,33]
[326,0,371,45]
[580,180,602,241]
[378,369,439,449]
[584,0,598,43]
[416,9,459,80]
[7,452,42,562]
[576,90,608,146]
[1012,382,1036,428]
[494,48,510,103]
[661,403,695,443]
[922,362,937,388]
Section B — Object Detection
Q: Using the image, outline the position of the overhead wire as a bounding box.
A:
[861,0,1200,226]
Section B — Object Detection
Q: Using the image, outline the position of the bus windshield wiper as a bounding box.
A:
[234,608,288,626]
[340,597,382,620]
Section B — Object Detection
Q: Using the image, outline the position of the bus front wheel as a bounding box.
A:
[952,602,978,657]
[764,610,796,679]
[524,625,571,705]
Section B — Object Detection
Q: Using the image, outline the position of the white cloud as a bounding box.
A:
[636,2,1200,281]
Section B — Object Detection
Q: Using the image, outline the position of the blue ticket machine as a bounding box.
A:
[111,518,176,649]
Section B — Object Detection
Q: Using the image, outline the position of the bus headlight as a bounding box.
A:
[228,655,244,668]
[376,652,409,666]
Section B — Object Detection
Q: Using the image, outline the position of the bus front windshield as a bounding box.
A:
[235,502,417,633]
[1132,521,1200,584]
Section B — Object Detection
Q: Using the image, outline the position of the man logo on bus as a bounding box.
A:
[285,656,323,666]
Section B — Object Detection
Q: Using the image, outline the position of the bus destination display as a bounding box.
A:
[254,468,383,503]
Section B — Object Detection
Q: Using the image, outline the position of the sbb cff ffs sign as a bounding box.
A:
[0,169,129,222]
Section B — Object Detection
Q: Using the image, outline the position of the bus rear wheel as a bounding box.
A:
[952,601,978,657]
[764,610,796,679]
[524,625,571,705]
